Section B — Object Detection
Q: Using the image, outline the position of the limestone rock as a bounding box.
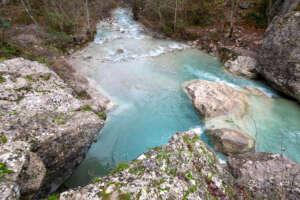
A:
[224,56,258,79]
[207,128,255,155]
[0,58,108,197]
[60,131,235,200]
[239,1,251,9]
[258,12,300,102]
[268,0,300,21]
[228,152,300,199]
[0,141,44,200]
[183,79,269,155]
[183,80,249,119]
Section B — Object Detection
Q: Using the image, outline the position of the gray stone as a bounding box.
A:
[183,79,269,155]
[224,56,258,79]
[207,128,255,155]
[183,80,249,119]
[60,131,234,200]
[0,58,109,198]
[258,12,300,102]
[239,1,251,9]
[228,152,300,199]
[268,0,300,21]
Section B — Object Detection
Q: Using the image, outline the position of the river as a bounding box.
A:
[65,9,300,187]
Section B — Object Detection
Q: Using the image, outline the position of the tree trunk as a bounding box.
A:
[20,0,39,26]
[85,0,90,33]
[174,0,178,32]
[229,0,237,38]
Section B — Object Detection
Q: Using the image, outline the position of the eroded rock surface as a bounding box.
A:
[0,58,109,199]
[183,80,263,155]
[228,152,300,200]
[224,56,258,79]
[59,131,300,200]
[258,11,300,102]
[60,131,235,200]
[207,129,255,155]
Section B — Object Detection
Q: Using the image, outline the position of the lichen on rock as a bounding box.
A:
[60,131,235,200]
[258,11,300,103]
[0,58,109,199]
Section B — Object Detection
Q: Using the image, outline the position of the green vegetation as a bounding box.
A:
[0,162,13,178]
[112,162,130,174]
[0,75,5,83]
[41,194,60,200]
[119,192,133,200]
[0,135,7,144]
[79,104,107,120]
[25,75,33,82]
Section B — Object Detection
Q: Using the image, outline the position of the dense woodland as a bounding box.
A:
[0,0,299,61]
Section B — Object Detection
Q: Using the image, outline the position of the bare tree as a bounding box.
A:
[85,0,90,33]
[174,0,178,31]
[20,0,39,26]
[229,0,238,38]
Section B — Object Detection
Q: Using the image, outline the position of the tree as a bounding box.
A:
[229,0,238,38]
[0,15,10,45]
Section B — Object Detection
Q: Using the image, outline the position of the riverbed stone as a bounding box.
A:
[207,128,255,155]
[227,152,300,200]
[183,79,267,155]
[224,56,258,79]
[0,58,109,198]
[258,11,300,103]
[183,80,249,119]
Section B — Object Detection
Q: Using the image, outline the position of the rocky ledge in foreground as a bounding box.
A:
[183,79,269,155]
[0,58,110,199]
[258,11,300,103]
[60,131,300,200]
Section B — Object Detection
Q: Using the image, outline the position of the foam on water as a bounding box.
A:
[65,8,300,187]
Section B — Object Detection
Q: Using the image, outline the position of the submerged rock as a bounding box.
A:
[183,80,263,155]
[258,11,300,103]
[60,131,235,200]
[228,152,300,200]
[224,56,258,79]
[0,58,109,198]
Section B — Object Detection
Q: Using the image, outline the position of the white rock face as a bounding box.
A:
[60,131,233,200]
[182,80,266,155]
[0,58,109,198]
[224,56,258,79]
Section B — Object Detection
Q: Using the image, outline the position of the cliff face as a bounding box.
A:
[258,12,300,102]
[0,58,110,199]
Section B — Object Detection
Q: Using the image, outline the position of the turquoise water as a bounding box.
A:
[65,9,300,187]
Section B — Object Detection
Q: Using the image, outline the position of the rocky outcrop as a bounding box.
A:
[258,12,300,102]
[224,56,258,79]
[59,131,300,200]
[268,0,300,22]
[0,58,110,199]
[228,152,300,200]
[182,80,265,155]
[60,131,236,200]
[0,141,46,200]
